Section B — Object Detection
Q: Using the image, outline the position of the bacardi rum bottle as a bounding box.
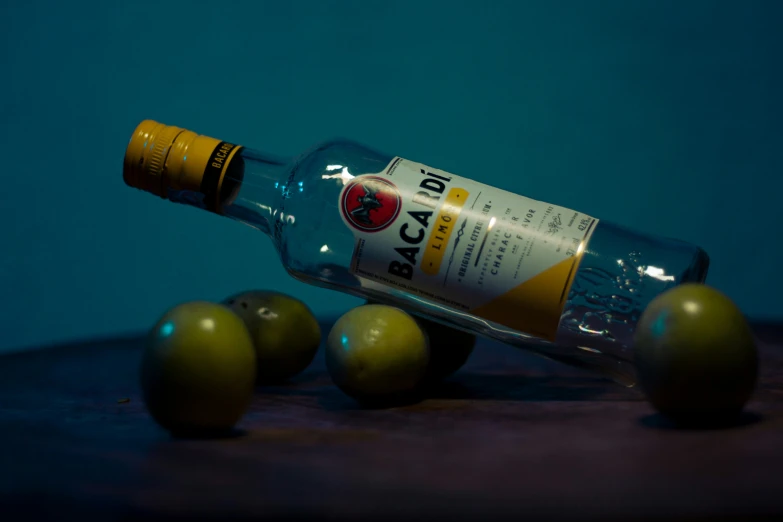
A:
[123,120,709,386]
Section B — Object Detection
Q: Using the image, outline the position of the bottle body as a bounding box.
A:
[128,122,708,386]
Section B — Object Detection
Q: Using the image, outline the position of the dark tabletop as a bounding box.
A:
[1,318,782,522]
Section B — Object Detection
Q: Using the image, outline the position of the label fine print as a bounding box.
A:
[338,157,598,341]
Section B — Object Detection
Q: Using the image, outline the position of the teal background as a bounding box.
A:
[1,0,781,352]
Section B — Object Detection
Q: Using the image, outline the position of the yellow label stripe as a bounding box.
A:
[421,187,469,275]
[469,256,578,342]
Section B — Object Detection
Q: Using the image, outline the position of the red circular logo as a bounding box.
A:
[341,176,402,232]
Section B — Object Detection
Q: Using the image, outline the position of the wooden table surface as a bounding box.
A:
[1,318,782,521]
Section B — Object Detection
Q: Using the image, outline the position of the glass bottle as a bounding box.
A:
[123,120,709,386]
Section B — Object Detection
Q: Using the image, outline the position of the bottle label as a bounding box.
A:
[338,157,598,341]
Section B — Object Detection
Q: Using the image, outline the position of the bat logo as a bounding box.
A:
[350,182,384,225]
[340,176,402,232]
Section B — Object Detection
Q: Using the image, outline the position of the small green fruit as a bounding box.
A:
[141,301,256,436]
[634,284,758,425]
[326,304,430,404]
[365,300,475,382]
[223,291,321,383]
[418,317,476,382]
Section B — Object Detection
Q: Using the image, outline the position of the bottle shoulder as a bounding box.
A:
[290,139,395,182]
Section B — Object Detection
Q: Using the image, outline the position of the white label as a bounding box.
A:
[338,157,598,340]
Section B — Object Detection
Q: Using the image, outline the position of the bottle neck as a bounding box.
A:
[122,120,293,242]
[166,147,291,239]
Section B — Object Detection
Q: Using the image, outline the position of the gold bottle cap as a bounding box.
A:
[123,120,243,209]
[123,120,185,197]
